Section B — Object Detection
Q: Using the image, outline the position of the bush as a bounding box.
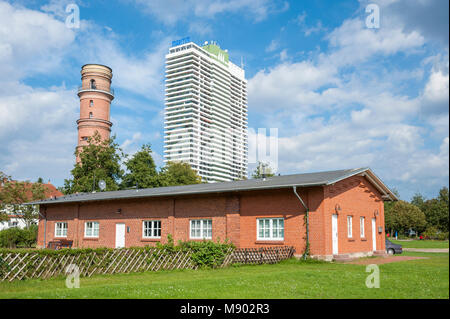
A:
[0,225,38,248]
[437,232,449,240]
[180,239,234,268]
[155,235,235,268]
[423,226,439,239]
[0,228,23,248]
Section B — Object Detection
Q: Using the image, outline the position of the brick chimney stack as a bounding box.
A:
[76,64,114,163]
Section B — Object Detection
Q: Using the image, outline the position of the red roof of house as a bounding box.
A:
[0,181,63,204]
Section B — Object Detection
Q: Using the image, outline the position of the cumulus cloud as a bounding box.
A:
[0,1,75,80]
[248,1,448,199]
[0,1,169,184]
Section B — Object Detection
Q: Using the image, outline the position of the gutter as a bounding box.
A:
[293,186,310,260]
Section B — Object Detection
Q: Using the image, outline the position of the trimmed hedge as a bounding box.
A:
[0,237,235,269]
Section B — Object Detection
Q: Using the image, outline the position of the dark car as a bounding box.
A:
[385,239,403,255]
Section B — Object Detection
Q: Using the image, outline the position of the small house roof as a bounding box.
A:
[28,167,398,205]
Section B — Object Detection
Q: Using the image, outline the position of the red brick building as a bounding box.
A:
[32,168,397,260]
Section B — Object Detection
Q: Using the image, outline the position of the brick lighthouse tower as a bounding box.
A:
[76,64,114,163]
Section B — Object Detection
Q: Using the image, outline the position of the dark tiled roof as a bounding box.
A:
[28,167,396,205]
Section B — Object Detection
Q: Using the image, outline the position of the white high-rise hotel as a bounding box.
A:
[164,39,248,182]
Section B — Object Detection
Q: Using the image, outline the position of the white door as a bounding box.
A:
[115,223,125,248]
[332,214,338,255]
[372,218,377,251]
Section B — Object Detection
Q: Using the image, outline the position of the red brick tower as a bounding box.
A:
[76,64,114,163]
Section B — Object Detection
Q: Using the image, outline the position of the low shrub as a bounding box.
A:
[422,227,448,240]
[0,225,38,248]
[180,239,234,268]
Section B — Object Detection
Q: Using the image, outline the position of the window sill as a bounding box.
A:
[189,238,213,241]
[83,237,99,241]
[141,238,161,242]
[54,237,67,239]
[348,238,355,242]
[255,240,285,245]
[361,238,367,241]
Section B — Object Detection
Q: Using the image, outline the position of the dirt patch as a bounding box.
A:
[348,256,429,265]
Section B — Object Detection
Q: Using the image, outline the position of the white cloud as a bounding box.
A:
[0,1,75,80]
[0,1,168,184]
[266,39,279,53]
[247,4,448,199]
[325,18,425,67]
[131,0,287,25]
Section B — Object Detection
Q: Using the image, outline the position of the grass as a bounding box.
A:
[390,239,449,249]
[0,252,448,299]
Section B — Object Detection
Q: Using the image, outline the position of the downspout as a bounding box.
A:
[293,186,310,260]
[37,205,47,249]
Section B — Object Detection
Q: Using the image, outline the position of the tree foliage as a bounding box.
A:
[252,161,276,179]
[157,162,202,187]
[61,134,202,194]
[385,200,427,235]
[0,225,38,248]
[411,187,449,233]
[63,132,124,194]
[0,173,48,227]
[121,144,158,189]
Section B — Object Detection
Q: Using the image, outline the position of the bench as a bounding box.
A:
[47,239,73,250]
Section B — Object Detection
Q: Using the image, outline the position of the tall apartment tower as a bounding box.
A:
[76,64,114,163]
[164,40,248,182]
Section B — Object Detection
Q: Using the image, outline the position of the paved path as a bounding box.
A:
[403,248,449,253]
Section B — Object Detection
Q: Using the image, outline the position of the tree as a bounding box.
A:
[0,177,48,227]
[252,161,276,179]
[121,144,158,189]
[410,187,449,232]
[63,132,124,194]
[385,200,427,236]
[157,162,202,187]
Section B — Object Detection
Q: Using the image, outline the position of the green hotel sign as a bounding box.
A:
[202,43,229,66]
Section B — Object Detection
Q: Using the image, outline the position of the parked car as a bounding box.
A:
[385,239,403,255]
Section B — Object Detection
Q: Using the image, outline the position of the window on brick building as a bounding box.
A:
[85,221,99,238]
[89,112,93,118]
[55,222,68,237]
[360,217,365,238]
[190,219,212,239]
[89,100,94,107]
[347,216,353,238]
[257,218,284,241]
[143,220,161,238]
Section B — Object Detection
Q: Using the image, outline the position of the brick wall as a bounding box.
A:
[37,176,387,258]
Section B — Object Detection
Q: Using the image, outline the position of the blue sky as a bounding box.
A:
[0,0,448,201]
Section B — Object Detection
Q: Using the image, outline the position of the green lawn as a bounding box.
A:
[390,239,449,249]
[0,251,447,299]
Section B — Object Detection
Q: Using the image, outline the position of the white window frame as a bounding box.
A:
[8,220,18,228]
[347,216,353,238]
[190,219,212,240]
[142,220,162,239]
[84,221,99,238]
[257,218,284,241]
[55,222,68,238]
[360,217,365,238]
